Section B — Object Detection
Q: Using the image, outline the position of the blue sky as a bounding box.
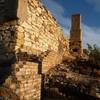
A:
[40,0,100,48]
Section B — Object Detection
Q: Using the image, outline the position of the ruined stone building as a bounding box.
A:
[0,0,82,100]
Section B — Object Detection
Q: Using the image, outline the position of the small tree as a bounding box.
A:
[87,43,100,67]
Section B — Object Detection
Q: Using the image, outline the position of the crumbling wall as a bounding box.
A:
[0,0,69,100]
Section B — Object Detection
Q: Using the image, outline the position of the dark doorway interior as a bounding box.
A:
[0,0,18,23]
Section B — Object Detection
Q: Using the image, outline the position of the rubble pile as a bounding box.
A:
[44,59,100,100]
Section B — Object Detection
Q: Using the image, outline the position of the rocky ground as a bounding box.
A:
[43,59,100,100]
[0,86,19,100]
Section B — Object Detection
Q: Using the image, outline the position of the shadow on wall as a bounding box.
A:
[0,0,19,85]
[0,0,18,24]
[0,54,16,85]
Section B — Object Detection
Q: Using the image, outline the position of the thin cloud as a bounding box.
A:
[40,0,64,15]
[86,0,100,13]
[83,24,100,48]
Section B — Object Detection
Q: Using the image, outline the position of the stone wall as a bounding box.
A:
[0,0,69,100]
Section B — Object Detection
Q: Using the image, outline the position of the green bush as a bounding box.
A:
[87,43,100,67]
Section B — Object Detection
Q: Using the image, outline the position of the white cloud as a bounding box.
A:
[83,24,100,48]
[60,17,71,37]
[40,0,64,15]
[86,0,100,13]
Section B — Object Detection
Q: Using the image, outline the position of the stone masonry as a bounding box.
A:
[70,14,83,57]
[0,0,69,100]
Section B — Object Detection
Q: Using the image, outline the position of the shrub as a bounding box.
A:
[87,43,100,67]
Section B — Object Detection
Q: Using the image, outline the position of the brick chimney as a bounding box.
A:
[70,14,83,57]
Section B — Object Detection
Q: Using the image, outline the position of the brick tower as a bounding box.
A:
[70,14,83,56]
